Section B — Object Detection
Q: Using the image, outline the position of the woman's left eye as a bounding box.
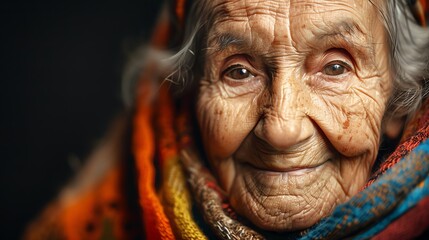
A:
[322,62,350,76]
[224,65,255,80]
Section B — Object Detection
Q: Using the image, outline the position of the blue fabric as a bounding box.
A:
[299,139,429,240]
[356,176,429,239]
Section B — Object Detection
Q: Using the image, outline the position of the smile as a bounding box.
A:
[238,159,332,187]
[242,159,330,175]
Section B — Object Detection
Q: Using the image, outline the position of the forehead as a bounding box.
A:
[207,0,383,51]
[210,0,379,20]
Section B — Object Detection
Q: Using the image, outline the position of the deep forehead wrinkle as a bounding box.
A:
[206,0,379,69]
[206,0,285,51]
[208,20,373,58]
[212,0,285,20]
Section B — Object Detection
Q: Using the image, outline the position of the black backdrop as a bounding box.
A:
[1,1,161,238]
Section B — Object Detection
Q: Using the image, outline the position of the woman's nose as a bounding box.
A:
[254,77,314,150]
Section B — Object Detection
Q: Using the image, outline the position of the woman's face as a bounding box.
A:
[196,0,391,231]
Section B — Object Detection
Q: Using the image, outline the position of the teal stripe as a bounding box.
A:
[299,138,429,240]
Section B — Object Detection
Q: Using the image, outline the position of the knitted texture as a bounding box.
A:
[23,1,429,238]
[133,79,175,240]
[156,86,207,239]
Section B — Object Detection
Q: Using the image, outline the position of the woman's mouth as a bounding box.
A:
[243,159,330,176]
[237,159,333,190]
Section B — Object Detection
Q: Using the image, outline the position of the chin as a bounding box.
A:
[227,159,360,232]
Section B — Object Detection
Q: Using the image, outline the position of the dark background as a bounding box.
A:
[1,1,161,238]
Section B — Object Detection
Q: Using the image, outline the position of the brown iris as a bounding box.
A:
[323,62,348,76]
[225,65,255,80]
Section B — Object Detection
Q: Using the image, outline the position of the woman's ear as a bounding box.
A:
[384,116,405,139]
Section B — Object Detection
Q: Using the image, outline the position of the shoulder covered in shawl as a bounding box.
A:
[23,94,429,240]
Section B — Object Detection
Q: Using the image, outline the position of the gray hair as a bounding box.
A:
[384,0,429,119]
[123,0,429,120]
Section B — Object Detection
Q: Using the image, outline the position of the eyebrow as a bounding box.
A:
[316,20,364,40]
[207,32,249,53]
[308,19,374,58]
[207,19,376,67]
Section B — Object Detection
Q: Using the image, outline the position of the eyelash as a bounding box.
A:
[223,64,254,77]
[223,64,244,74]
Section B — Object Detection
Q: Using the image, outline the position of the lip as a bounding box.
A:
[242,159,330,176]
[236,159,333,197]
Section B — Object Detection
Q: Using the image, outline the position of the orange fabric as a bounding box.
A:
[422,0,428,26]
[156,86,179,168]
[176,99,193,148]
[61,185,101,240]
[150,7,172,48]
[60,166,128,240]
[155,86,207,239]
[175,0,187,26]
[421,0,428,13]
[131,1,179,236]
[418,0,428,26]
[133,79,175,240]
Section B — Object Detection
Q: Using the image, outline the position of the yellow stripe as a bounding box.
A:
[162,157,208,239]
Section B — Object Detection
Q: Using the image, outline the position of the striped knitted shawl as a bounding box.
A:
[137,86,429,239]
[24,0,429,239]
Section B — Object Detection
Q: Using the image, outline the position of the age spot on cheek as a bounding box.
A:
[343,118,350,129]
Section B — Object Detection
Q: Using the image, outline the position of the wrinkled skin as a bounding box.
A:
[196,0,392,231]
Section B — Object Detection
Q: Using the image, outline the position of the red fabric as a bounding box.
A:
[418,0,428,26]
[373,196,429,240]
[365,98,429,188]
[421,0,428,12]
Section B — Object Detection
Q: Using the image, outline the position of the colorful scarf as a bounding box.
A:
[24,0,429,239]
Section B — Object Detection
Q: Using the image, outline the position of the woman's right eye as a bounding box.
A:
[321,61,351,76]
[224,65,255,80]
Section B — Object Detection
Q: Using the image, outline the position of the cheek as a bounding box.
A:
[311,77,389,160]
[196,84,258,161]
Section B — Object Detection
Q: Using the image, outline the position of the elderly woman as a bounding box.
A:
[25,0,429,239]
